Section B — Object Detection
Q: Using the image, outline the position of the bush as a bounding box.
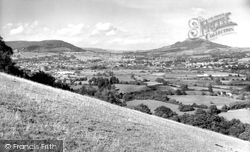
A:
[178,104,195,112]
[168,99,181,105]
[133,104,152,114]
[180,84,189,91]
[221,105,229,112]
[174,89,182,95]
[195,108,206,115]
[29,71,55,86]
[154,106,177,118]
[207,105,221,114]
[191,103,208,109]
[229,101,250,110]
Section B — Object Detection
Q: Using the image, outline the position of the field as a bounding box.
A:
[115,84,150,93]
[1,72,249,152]
[170,95,239,108]
[219,109,250,124]
[126,100,195,115]
[18,52,58,58]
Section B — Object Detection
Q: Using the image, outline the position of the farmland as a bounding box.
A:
[170,95,240,108]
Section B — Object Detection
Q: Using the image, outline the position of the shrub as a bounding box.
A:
[180,84,189,91]
[229,101,250,110]
[178,104,195,112]
[154,106,177,118]
[133,104,152,114]
[195,108,207,115]
[174,89,182,95]
[191,103,208,109]
[168,99,180,105]
[221,105,229,112]
[207,105,221,114]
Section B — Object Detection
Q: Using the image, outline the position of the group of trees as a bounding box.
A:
[0,36,15,73]
[78,76,124,106]
[122,89,170,102]
[133,102,250,142]
[123,89,186,103]
[155,78,168,85]
[88,76,120,89]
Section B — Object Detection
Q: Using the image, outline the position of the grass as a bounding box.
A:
[219,109,250,124]
[170,95,239,108]
[0,72,249,152]
[126,100,195,115]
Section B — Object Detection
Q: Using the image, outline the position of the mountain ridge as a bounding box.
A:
[136,38,230,53]
[6,38,231,54]
[6,40,86,52]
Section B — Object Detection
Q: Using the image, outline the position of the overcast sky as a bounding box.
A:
[0,0,250,50]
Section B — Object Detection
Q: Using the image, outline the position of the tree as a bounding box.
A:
[180,84,189,91]
[123,93,133,101]
[214,78,222,85]
[208,105,221,115]
[30,71,55,86]
[154,106,177,118]
[221,105,229,112]
[0,36,14,72]
[206,82,213,93]
[110,76,119,84]
[174,89,182,95]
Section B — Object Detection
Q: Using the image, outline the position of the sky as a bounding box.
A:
[0,0,250,50]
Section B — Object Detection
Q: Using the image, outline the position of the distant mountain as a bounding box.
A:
[83,47,127,54]
[6,40,86,52]
[138,38,230,54]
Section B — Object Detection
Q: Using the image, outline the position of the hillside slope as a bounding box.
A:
[6,40,85,52]
[137,38,229,55]
[0,72,249,152]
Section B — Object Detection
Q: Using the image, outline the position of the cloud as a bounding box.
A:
[2,23,13,29]
[6,23,13,27]
[90,29,99,36]
[108,37,152,44]
[89,40,99,44]
[192,8,206,15]
[96,22,112,31]
[90,22,127,36]
[10,26,24,35]
[57,23,87,36]
[106,30,116,36]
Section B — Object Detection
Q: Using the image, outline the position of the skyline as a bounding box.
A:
[1,0,250,50]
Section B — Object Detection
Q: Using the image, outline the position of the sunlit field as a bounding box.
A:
[170,95,239,108]
[219,109,250,124]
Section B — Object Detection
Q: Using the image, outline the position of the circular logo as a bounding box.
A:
[5,144,11,149]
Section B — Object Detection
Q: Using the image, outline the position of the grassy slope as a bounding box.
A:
[0,72,249,152]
